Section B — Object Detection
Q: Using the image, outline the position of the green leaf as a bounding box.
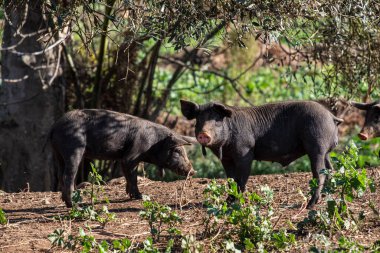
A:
[327,200,337,217]
[165,239,174,253]
[79,227,86,237]
[369,179,376,193]
[244,238,255,250]
[112,239,121,250]
[0,209,7,225]
[98,241,109,253]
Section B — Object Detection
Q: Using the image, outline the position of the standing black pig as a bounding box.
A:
[180,100,343,209]
[49,109,196,207]
[351,101,380,141]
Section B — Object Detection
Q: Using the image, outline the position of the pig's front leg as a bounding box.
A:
[222,148,253,201]
[233,149,254,193]
[121,160,142,199]
[222,158,238,203]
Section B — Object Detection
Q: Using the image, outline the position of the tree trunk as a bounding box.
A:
[0,1,64,192]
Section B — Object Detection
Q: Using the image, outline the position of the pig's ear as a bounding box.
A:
[168,134,192,147]
[180,100,199,120]
[214,103,233,117]
[350,101,378,110]
[180,135,198,145]
[374,104,380,110]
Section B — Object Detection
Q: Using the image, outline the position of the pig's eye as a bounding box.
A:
[173,148,181,154]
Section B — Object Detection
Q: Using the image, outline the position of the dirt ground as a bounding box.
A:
[1,169,380,252]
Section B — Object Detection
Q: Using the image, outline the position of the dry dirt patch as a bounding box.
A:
[1,171,380,252]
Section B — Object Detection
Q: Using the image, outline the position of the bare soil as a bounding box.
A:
[1,170,380,252]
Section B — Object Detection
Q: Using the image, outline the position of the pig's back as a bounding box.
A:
[231,101,338,164]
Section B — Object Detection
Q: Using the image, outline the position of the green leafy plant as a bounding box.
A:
[224,239,242,253]
[136,237,176,253]
[138,237,160,253]
[69,203,97,221]
[77,227,97,253]
[181,234,203,253]
[48,226,134,252]
[96,205,116,228]
[327,141,374,229]
[271,229,296,250]
[301,141,376,232]
[87,162,108,207]
[66,189,115,226]
[48,228,76,250]
[139,195,182,242]
[310,236,380,252]
[352,135,380,168]
[111,238,133,252]
[203,179,295,251]
[337,236,365,252]
[0,208,7,225]
[64,164,116,227]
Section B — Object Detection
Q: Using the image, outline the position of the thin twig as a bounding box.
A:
[179,171,193,211]
[159,55,253,105]
[9,31,72,56]
[272,213,283,229]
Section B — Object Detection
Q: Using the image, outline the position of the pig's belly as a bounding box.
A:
[83,145,125,160]
[254,143,306,166]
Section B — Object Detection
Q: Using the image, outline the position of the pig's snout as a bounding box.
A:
[184,163,196,177]
[176,163,195,177]
[179,167,195,177]
[197,132,211,145]
[358,132,368,140]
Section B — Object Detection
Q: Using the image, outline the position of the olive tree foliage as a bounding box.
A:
[47,0,380,113]
[2,0,380,116]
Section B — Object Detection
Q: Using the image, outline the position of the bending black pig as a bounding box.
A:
[181,100,343,209]
[49,109,196,207]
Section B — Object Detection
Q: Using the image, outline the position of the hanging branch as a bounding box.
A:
[159,54,261,106]
[150,20,227,120]
[92,0,116,108]
[142,40,162,119]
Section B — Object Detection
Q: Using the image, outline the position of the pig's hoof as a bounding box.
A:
[62,194,72,208]
[128,192,142,199]
[65,200,73,208]
[307,193,323,210]
[306,198,319,210]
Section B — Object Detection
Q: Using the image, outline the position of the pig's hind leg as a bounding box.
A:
[324,154,334,187]
[62,147,85,208]
[52,149,64,192]
[306,150,328,209]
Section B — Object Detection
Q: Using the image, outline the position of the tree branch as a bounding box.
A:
[143,40,162,119]
[159,55,255,105]
[92,0,116,108]
[150,20,227,120]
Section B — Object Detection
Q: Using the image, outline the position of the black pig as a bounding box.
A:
[351,101,380,141]
[49,109,196,207]
[181,100,343,209]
